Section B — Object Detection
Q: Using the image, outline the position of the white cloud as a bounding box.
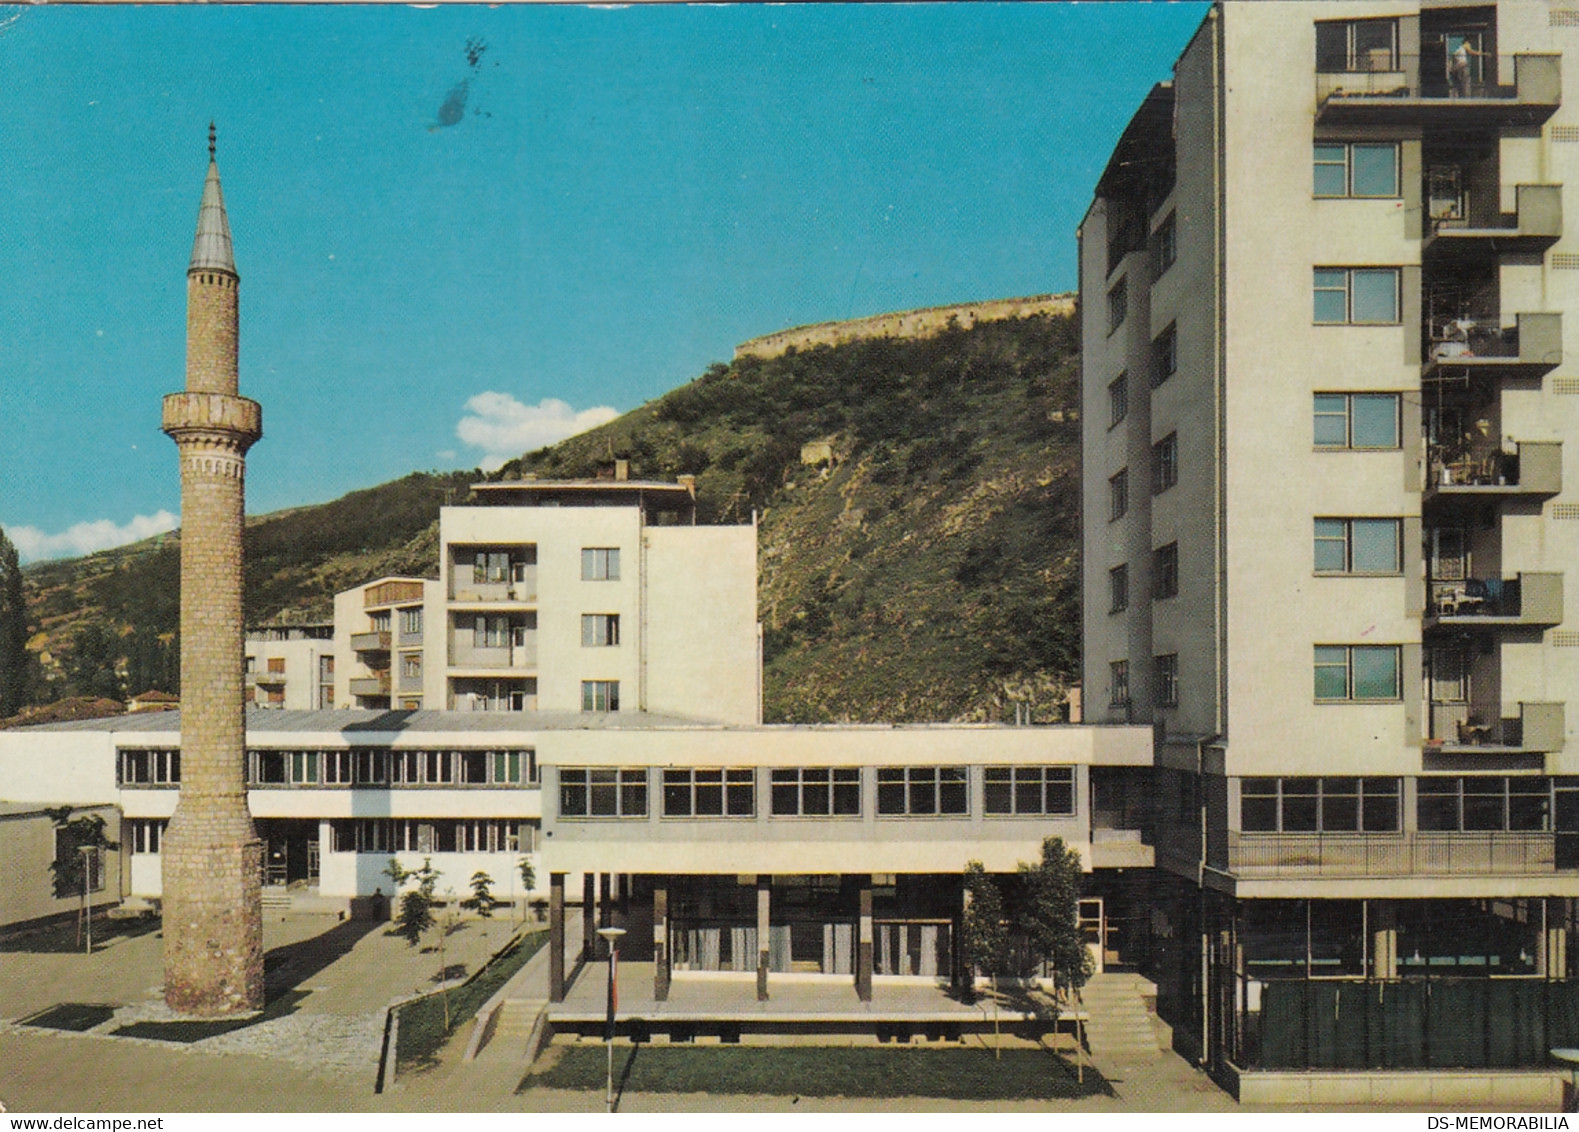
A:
[456,392,619,472]
[8,510,178,564]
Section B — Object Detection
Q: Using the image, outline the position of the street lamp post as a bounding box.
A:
[596,925,626,1113]
[78,844,96,955]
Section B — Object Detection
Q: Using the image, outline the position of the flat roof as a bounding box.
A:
[472,480,692,495]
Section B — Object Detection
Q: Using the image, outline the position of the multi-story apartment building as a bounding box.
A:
[333,577,441,710]
[1082,0,1576,1103]
[244,622,335,711]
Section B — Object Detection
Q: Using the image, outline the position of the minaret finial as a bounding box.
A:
[208,121,216,161]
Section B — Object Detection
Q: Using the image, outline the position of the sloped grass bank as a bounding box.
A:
[394,927,548,1073]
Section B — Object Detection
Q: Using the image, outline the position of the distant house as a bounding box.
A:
[126,690,179,714]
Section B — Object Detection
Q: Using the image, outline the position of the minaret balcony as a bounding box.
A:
[160,391,261,442]
[1423,185,1563,263]
[1316,53,1560,127]
[1423,311,1562,381]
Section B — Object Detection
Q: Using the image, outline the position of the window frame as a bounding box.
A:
[1154,653,1179,708]
[1154,542,1179,600]
[1313,644,1402,702]
[875,766,969,818]
[1313,392,1401,451]
[769,767,862,818]
[1109,469,1129,522]
[581,679,620,712]
[1108,564,1129,614]
[1109,660,1130,709]
[1154,212,1177,277]
[1151,323,1178,388]
[662,767,757,819]
[1313,517,1403,576]
[984,766,1076,817]
[1107,278,1128,335]
[1152,432,1178,495]
[1313,142,1401,199]
[1108,373,1128,428]
[559,767,649,819]
[581,613,620,648]
[1417,777,1553,834]
[1241,776,1402,833]
[1313,267,1401,325]
[581,547,621,582]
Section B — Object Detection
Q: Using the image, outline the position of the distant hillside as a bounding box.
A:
[17,299,1082,723]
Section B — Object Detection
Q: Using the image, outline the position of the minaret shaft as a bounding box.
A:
[160,137,265,1016]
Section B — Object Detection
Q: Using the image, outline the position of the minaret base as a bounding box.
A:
[161,807,265,1015]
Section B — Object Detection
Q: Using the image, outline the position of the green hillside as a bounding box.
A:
[18,306,1082,722]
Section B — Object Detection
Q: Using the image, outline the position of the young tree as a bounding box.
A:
[1018,836,1094,999]
[961,861,1008,1003]
[0,526,29,719]
[384,857,439,946]
[461,870,496,917]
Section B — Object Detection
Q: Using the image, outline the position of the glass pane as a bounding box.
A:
[833,782,861,816]
[1283,796,1319,832]
[1351,144,1398,197]
[803,780,830,814]
[1322,795,1359,831]
[1350,519,1400,573]
[1362,783,1400,831]
[1015,777,1042,814]
[940,779,968,815]
[1351,646,1399,699]
[1314,395,1349,447]
[1314,646,1349,699]
[1350,395,1398,448]
[1313,519,1348,571]
[695,783,723,815]
[590,784,617,816]
[1315,22,1349,70]
[1313,146,1348,197]
[1242,798,1279,831]
[877,782,905,815]
[1509,793,1549,832]
[1314,269,1348,323]
[771,783,798,815]
[910,779,937,815]
[663,779,691,817]
[1350,269,1398,323]
[726,784,754,816]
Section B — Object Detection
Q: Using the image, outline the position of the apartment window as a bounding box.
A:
[1314,518,1402,574]
[1314,267,1400,325]
[581,614,620,647]
[1313,393,1400,450]
[1109,469,1129,521]
[473,550,509,584]
[459,750,490,785]
[1314,142,1400,198]
[663,768,756,818]
[119,748,180,786]
[370,611,392,633]
[473,615,510,649]
[984,766,1075,816]
[128,819,166,854]
[582,680,620,712]
[1109,660,1130,709]
[323,750,353,785]
[876,767,968,816]
[402,653,422,678]
[1108,373,1128,427]
[770,767,861,817]
[400,608,423,636]
[1314,644,1401,702]
[1315,18,1398,72]
[1152,432,1178,495]
[1154,654,1179,708]
[1107,278,1127,334]
[581,548,620,581]
[1108,564,1129,614]
[1152,324,1178,387]
[1418,777,1552,833]
[559,767,648,818]
[1241,777,1401,832]
[267,656,285,674]
[1155,212,1177,276]
[1154,542,1179,600]
[354,749,388,785]
[491,749,535,785]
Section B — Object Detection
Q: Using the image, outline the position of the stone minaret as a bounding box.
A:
[160,124,265,1015]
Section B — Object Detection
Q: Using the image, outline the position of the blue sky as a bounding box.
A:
[0,2,1207,562]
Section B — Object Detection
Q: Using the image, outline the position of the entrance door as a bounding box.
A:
[1079,897,1106,975]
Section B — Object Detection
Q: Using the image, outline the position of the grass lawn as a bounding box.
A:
[525,1045,1110,1101]
[396,926,548,1073]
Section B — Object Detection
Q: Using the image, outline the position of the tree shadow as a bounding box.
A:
[431,963,468,984]
[262,917,379,996]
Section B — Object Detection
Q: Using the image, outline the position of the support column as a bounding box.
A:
[582,873,596,961]
[1543,898,1568,978]
[600,872,613,937]
[757,876,771,1001]
[1370,900,1397,980]
[654,886,670,1002]
[549,873,566,1003]
[856,883,873,1003]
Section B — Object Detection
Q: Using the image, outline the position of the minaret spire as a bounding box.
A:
[190,122,236,275]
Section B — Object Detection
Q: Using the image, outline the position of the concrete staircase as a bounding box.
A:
[1078,973,1168,1067]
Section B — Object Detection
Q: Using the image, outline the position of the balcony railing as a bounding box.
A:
[1425,312,1562,377]
[364,580,425,608]
[348,674,391,697]
[1426,441,1563,500]
[1228,830,1556,877]
[1425,184,1563,257]
[350,630,391,653]
[1424,701,1566,753]
[253,668,287,686]
[1428,572,1564,626]
[1316,54,1561,125]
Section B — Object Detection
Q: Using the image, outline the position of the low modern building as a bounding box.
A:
[0,802,122,934]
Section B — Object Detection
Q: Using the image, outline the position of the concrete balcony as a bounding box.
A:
[1423,312,1562,380]
[1427,572,1564,629]
[364,580,425,609]
[349,630,391,654]
[1316,54,1561,128]
[1228,830,1556,878]
[1425,441,1562,507]
[1425,701,1566,755]
[348,673,391,697]
[252,669,287,687]
[1424,185,1563,262]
